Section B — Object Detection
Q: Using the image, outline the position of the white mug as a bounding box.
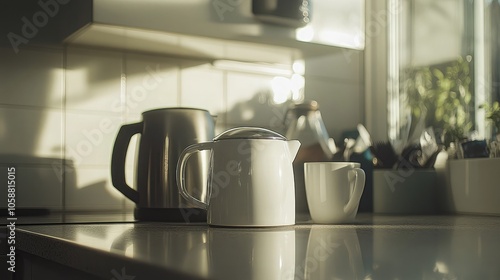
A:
[304,162,365,224]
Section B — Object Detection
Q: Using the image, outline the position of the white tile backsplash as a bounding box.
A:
[180,64,224,116]
[0,48,64,108]
[65,165,124,211]
[0,44,363,211]
[66,47,123,113]
[122,116,143,170]
[226,72,273,108]
[125,53,179,115]
[65,111,122,167]
[124,166,136,209]
[0,164,63,210]
[226,72,289,133]
[0,107,63,161]
[125,134,141,169]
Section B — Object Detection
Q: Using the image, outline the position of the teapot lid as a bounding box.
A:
[214,127,286,141]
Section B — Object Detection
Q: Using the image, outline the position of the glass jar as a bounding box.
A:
[285,100,336,217]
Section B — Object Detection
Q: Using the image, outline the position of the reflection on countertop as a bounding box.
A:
[16,214,500,280]
[0,211,135,225]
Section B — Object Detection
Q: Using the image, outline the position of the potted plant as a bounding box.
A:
[403,56,473,152]
[480,101,500,141]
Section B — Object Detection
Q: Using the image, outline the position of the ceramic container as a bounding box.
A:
[373,169,438,214]
[447,158,500,215]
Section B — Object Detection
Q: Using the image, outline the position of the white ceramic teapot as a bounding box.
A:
[176,127,300,227]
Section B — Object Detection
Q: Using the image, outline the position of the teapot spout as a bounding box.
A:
[287,140,301,159]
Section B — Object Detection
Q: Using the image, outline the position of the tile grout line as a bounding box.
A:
[222,69,228,130]
[121,52,127,212]
[61,45,68,215]
[177,61,182,106]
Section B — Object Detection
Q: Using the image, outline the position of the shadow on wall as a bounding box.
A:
[0,154,122,212]
[0,47,125,212]
[0,155,62,212]
[0,53,56,155]
[218,88,296,135]
[64,161,123,211]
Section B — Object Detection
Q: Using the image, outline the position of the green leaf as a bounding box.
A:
[464,93,471,104]
[433,69,444,80]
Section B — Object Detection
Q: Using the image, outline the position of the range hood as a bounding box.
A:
[1,0,361,62]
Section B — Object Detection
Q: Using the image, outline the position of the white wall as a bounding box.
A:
[304,50,364,142]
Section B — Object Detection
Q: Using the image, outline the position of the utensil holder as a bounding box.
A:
[373,169,438,214]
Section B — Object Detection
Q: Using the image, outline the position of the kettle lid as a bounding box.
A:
[214,127,286,141]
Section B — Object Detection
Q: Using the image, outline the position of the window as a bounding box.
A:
[388,0,500,146]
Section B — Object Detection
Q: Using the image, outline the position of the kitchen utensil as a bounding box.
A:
[390,112,412,156]
[418,127,439,166]
[343,138,356,162]
[177,127,300,227]
[396,143,422,169]
[407,104,428,145]
[490,141,500,158]
[284,100,335,217]
[353,123,372,153]
[111,108,215,222]
[304,162,365,224]
[422,149,442,168]
[370,141,399,168]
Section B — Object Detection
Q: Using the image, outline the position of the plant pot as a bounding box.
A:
[373,169,438,214]
[447,158,500,215]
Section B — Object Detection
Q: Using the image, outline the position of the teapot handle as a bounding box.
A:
[343,168,366,215]
[177,142,213,210]
[111,122,142,203]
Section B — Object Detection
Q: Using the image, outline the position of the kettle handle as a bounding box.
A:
[177,142,212,210]
[343,168,366,215]
[111,122,142,203]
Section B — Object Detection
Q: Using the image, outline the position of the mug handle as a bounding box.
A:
[343,168,366,214]
[111,122,142,203]
[176,142,213,210]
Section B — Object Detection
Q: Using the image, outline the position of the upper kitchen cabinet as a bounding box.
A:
[1,0,364,63]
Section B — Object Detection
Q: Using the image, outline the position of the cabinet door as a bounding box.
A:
[18,252,102,280]
[1,255,14,280]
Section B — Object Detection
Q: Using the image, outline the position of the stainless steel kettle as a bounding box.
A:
[111,108,215,222]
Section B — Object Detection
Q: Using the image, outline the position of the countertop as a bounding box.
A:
[15,214,500,280]
[0,211,135,225]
